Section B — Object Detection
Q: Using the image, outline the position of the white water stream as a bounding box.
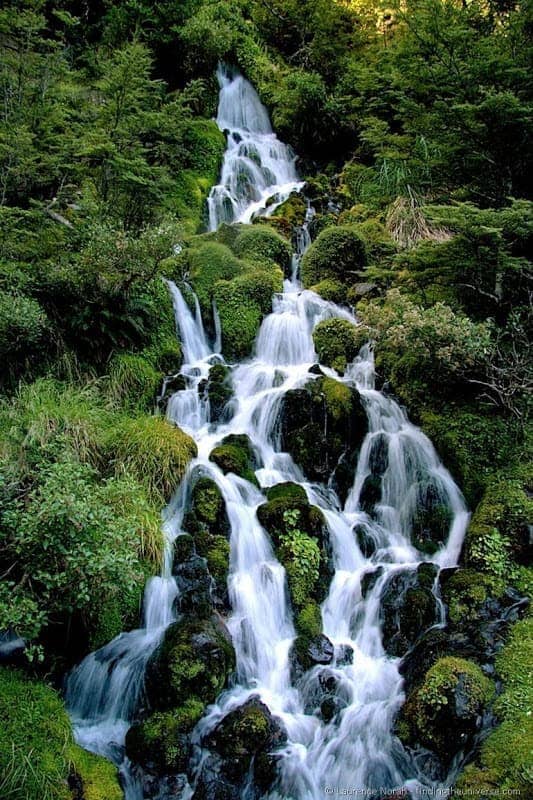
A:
[66,68,469,799]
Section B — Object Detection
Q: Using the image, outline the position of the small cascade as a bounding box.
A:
[207,65,304,230]
[67,66,470,800]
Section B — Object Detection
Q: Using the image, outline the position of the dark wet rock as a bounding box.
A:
[336,644,354,666]
[279,377,367,489]
[354,522,377,558]
[380,565,439,657]
[320,695,345,723]
[194,697,287,798]
[174,554,213,617]
[359,475,382,516]
[146,616,235,711]
[410,483,453,555]
[126,701,203,774]
[308,363,324,375]
[361,566,384,599]
[290,633,334,681]
[206,363,232,422]
[173,533,195,563]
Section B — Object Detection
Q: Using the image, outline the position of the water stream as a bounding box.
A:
[66,67,469,799]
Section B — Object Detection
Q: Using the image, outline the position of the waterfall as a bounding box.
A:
[207,64,304,230]
[66,66,469,800]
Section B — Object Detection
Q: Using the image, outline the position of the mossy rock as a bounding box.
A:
[106,415,197,503]
[295,600,323,639]
[146,615,235,711]
[257,497,326,548]
[301,225,367,287]
[441,568,506,627]
[232,226,292,274]
[125,698,204,772]
[265,481,308,504]
[187,241,245,310]
[206,363,232,422]
[310,279,348,304]
[69,744,122,800]
[312,318,362,374]
[409,483,454,555]
[464,470,533,577]
[213,269,281,360]
[398,656,494,762]
[279,377,368,489]
[202,696,287,785]
[268,192,307,237]
[209,433,258,484]
[190,476,228,529]
[380,564,439,657]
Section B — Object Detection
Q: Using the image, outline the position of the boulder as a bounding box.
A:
[380,564,439,657]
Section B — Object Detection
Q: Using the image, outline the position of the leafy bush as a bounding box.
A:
[301,226,367,287]
[0,291,49,385]
[358,289,492,404]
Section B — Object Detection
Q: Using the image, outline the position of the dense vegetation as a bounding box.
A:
[0,0,531,797]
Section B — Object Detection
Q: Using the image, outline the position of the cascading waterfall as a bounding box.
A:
[66,66,470,800]
[207,65,304,230]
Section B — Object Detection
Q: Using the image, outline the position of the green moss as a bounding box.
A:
[419,408,527,507]
[125,699,204,772]
[0,668,72,800]
[146,616,235,711]
[188,241,246,310]
[265,482,308,504]
[191,476,226,525]
[320,377,353,421]
[464,470,533,577]
[400,657,494,757]
[301,225,367,287]
[69,745,122,800]
[456,714,533,794]
[295,601,323,639]
[209,434,257,484]
[441,569,505,626]
[310,279,348,304]
[232,226,292,273]
[205,535,231,586]
[312,318,361,374]
[268,192,307,237]
[106,415,197,504]
[494,618,533,721]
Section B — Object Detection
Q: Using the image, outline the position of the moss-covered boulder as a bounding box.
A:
[232,226,292,274]
[312,318,363,374]
[268,192,307,238]
[310,279,348,304]
[209,433,258,484]
[257,487,332,608]
[279,376,368,492]
[213,269,282,360]
[196,696,287,795]
[146,616,235,711]
[380,564,439,657]
[181,476,231,607]
[397,657,494,762]
[301,225,367,287]
[205,363,233,422]
[125,699,204,773]
[187,241,245,310]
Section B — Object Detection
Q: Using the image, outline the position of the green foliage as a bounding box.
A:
[295,601,322,639]
[278,509,321,609]
[107,352,162,412]
[301,226,367,287]
[312,318,361,374]
[232,226,292,273]
[358,289,493,405]
[0,291,49,385]
[69,745,122,800]
[0,668,72,800]
[465,470,533,577]
[442,569,505,626]
[107,415,197,503]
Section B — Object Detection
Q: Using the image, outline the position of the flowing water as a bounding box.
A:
[66,67,469,799]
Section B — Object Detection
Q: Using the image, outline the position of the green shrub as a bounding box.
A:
[0,291,49,384]
[232,226,292,273]
[107,415,197,503]
[301,225,367,287]
[278,509,321,609]
[312,318,361,374]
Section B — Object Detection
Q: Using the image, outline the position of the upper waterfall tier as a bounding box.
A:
[207,64,304,230]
